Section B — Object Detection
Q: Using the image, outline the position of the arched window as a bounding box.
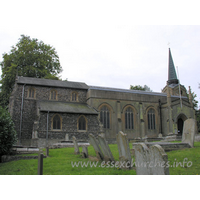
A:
[148,108,155,130]
[100,106,110,129]
[50,90,57,100]
[125,107,134,129]
[72,92,78,102]
[78,116,86,130]
[53,115,61,130]
[28,88,35,98]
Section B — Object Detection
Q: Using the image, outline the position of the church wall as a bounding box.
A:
[9,83,89,145]
[87,89,166,139]
[37,112,100,141]
[161,98,195,135]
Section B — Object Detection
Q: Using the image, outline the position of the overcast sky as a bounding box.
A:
[1,0,200,108]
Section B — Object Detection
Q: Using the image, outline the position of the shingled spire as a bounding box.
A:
[167,48,179,85]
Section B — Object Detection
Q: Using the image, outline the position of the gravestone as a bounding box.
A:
[81,146,88,158]
[182,118,197,147]
[149,144,169,175]
[134,143,170,175]
[134,143,151,175]
[72,136,80,154]
[116,131,132,168]
[65,134,69,141]
[89,134,104,160]
[98,135,114,162]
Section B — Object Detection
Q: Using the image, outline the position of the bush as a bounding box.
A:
[0,106,17,158]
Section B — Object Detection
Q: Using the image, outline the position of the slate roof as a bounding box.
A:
[38,101,98,114]
[88,86,188,99]
[17,76,89,90]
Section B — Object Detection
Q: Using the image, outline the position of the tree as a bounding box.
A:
[0,35,62,107]
[0,106,17,158]
[130,84,153,92]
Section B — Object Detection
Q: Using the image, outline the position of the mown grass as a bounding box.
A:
[0,142,200,175]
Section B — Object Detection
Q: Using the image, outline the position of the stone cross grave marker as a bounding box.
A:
[98,135,114,162]
[116,131,132,168]
[72,136,80,154]
[89,134,104,160]
[182,118,197,147]
[134,143,169,175]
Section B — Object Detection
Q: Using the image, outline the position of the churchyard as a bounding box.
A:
[0,140,200,175]
[0,119,199,175]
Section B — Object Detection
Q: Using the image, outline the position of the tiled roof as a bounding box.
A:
[17,76,89,90]
[38,101,98,114]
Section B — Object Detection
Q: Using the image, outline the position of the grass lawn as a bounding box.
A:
[0,142,200,175]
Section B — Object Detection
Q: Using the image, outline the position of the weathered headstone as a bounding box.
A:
[182,118,197,147]
[98,135,114,162]
[65,134,69,141]
[81,146,88,158]
[134,143,151,175]
[89,134,104,160]
[116,131,132,168]
[72,136,80,154]
[134,143,170,175]
[38,153,43,175]
[149,144,169,175]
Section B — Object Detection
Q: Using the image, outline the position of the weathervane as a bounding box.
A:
[168,42,170,48]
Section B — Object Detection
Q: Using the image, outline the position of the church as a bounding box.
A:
[8,48,196,147]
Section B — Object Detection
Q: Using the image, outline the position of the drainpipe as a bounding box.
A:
[19,84,25,145]
[159,99,162,134]
[46,111,49,147]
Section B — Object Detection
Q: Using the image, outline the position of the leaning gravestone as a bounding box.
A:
[89,134,104,160]
[116,131,132,168]
[149,144,169,175]
[72,136,80,154]
[81,146,88,158]
[182,118,197,148]
[134,143,151,175]
[98,135,114,162]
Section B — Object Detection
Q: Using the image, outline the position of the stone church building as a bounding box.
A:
[9,49,196,147]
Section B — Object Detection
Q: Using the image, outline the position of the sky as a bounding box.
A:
[1,0,200,108]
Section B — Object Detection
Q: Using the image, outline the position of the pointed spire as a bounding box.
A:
[167,48,179,85]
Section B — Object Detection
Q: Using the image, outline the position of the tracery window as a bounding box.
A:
[148,108,155,130]
[125,107,134,130]
[100,106,110,129]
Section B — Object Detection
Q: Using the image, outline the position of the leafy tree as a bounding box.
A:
[0,35,62,107]
[130,84,152,92]
[0,106,17,158]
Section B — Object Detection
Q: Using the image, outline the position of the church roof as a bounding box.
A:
[17,76,89,90]
[38,101,98,114]
[168,48,179,85]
